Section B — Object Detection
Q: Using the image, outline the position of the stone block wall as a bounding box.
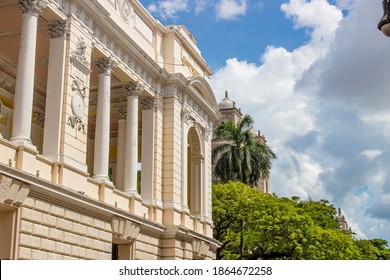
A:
[18,196,112,260]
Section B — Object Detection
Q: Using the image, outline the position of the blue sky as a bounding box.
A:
[139,0,390,245]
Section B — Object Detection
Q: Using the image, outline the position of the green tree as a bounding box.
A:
[212,114,276,187]
[212,182,375,260]
[356,239,390,260]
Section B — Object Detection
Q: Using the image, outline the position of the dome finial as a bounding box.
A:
[225,90,228,98]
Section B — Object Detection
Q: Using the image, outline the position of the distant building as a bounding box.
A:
[212,91,270,193]
[336,208,351,231]
[0,0,220,260]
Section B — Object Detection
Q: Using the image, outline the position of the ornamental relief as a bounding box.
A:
[67,78,87,135]
[116,0,134,24]
[71,37,90,69]
[54,0,156,93]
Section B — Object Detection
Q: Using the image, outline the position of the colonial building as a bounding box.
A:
[213,91,270,193]
[336,208,351,232]
[0,0,221,260]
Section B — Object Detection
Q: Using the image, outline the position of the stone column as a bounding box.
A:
[115,107,126,190]
[123,82,144,195]
[11,0,47,147]
[42,20,67,161]
[0,100,4,139]
[181,108,190,211]
[93,58,117,182]
[140,97,156,203]
[202,127,212,220]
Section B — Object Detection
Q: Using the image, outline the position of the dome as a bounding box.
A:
[250,128,259,137]
[218,91,234,110]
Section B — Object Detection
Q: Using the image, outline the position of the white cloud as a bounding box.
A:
[147,0,189,20]
[211,0,390,243]
[215,0,248,20]
[281,0,342,44]
[147,0,251,21]
[211,0,342,204]
[194,0,211,14]
[360,149,383,161]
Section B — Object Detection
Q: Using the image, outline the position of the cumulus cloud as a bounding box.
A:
[366,194,390,220]
[147,0,189,20]
[360,150,383,161]
[215,0,248,20]
[147,0,248,20]
[211,0,390,242]
[211,0,342,198]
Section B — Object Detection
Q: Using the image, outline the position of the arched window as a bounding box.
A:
[187,126,203,216]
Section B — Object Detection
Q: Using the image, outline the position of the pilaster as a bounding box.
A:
[161,84,184,213]
[42,20,68,162]
[60,17,93,172]
[115,106,126,190]
[140,96,157,204]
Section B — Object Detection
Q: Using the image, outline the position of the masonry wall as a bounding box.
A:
[18,196,112,260]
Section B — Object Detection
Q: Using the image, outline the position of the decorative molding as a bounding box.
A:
[67,78,87,134]
[123,81,144,97]
[67,115,86,134]
[203,126,212,142]
[192,239,210,258]
[0,173,30,207]
[140,97,155,110]
[111,216,141,242]
[18,0,47,15]
[33,111,45,127]
[95,57,117,75]
[71,78,87,98]
[118,0,135,24]
[0,76,15,94]
[48,20,68,39]
[182,56,200,77]
[115,106,127,119]
[163,85,182,99]
[182,109,191,125]
[71,37,90,69]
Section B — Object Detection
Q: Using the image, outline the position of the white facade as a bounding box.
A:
[0,0,220,260]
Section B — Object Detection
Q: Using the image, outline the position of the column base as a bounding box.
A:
[92,174,111,183]
[181,205,190,213]
[124,189,141,198]
[10,137,36,150]
[42,153,61,162]
[143,198,163,208]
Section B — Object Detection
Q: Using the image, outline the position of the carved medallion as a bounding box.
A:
[119,0,134,23]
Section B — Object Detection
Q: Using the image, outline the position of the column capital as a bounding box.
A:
[140,97,156,110]
[203,126,212,142]
[123,81,144,97]
[18,0,47,15]
[48,20,68,39]
[182,108,191,124]
[95,57,117,75]
[114,106,127,120]
[33,111,45,127]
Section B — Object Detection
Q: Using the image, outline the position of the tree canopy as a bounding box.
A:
[212,114,276,187]
[212,181,390,260]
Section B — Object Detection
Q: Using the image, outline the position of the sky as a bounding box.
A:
[139,0,390,244]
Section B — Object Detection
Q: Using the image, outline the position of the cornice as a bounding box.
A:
[0,163,166,236]
[80,0,170,83]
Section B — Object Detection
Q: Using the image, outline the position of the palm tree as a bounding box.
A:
[212,114,276,187]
